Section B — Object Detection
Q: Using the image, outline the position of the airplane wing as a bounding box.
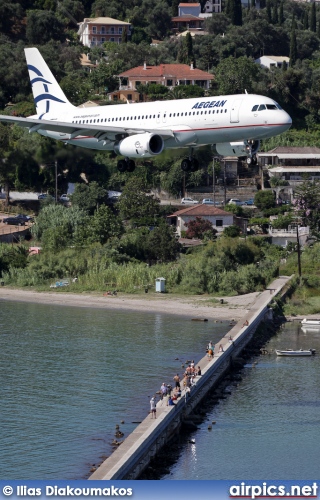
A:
[0,114,175,140]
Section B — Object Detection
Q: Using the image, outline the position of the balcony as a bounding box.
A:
[89,29,129,35]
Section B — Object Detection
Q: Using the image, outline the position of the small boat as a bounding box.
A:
[276,349,316,356]
[301,318,320,326]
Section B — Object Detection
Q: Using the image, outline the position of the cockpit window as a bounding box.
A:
[273,101,282,110]
[258,104,266,111]
[252,105,259,111]
[266,104,278,110]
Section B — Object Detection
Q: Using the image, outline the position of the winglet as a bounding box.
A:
[24,48,75,118]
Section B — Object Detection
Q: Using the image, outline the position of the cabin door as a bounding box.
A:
[230,99,242,123]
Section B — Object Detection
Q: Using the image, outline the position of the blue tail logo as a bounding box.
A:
[28,64,66,118]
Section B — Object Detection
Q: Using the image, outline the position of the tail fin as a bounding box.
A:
[24,48,75,118]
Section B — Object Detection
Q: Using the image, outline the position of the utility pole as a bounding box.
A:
[223,159,227,205]
[55,160,58,203]
[296,224,302,279]
[212,157,215,205]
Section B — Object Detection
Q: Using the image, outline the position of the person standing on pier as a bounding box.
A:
[173,374,181,389]
[150,397,157,419]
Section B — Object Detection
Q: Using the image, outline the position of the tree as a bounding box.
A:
[185,217,217,239]
[145,2,172,39]
[31,204,89,250]
[223,225,241,237]
[266,0,272,23]
[272,4,278,25]
[118,177,160,224]
[279,2,284,25]
[303,9,309,31]
[0,124,14,206]
[26,10,66,44]
[147,223,181,262]
[292,180,320,239]
[71,182,108,215]
[233,0,242,26]
[87,205,124,244]
[289,18,298,66]
[254,190,276,211]
[214,56,259,94]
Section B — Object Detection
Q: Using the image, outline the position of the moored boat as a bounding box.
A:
[301,318,320,326]
[276,349,316,356]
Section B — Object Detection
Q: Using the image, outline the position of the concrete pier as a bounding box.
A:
[89,276,292,480]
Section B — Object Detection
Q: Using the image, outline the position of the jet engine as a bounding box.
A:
[114,133,164,158]
[215,140,260,158]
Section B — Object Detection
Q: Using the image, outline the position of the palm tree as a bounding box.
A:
[167,87,186,100]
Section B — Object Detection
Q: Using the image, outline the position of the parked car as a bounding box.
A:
[38,193,54,200]
[2,216,26,226]
[228,199,243,206]
[16,214,34,222]
[202,198,221,205]
[243,198,255,206]
[181,197,199,204]
[60,194,70,202]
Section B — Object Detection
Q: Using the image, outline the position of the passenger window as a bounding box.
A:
[197,111,199,115]
[193,112,195,115]
[213,110,215,114]
[112,118,114,121]
[173,113,175,117]
[252,105,259,111]
[225,109,227,113]
[258,104,266,111]
[201,111,203,115]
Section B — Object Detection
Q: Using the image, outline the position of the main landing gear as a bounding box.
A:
[180,148,199,172]
[117,158,136,172]
[246,154,257,166]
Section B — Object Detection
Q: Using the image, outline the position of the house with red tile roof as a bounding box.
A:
[117,63,214,93]
[172,14,205,32]
[167,205,234,236]
[178,3,201,16]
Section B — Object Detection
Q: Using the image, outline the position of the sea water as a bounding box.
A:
[164,321,320,480]
[1,300,319,480]
[0,299,227,479]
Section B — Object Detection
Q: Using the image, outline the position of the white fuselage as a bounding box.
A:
[39,93,292,151]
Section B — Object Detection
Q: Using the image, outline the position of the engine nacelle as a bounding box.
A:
[215,140,260,157]
[114,133,164,158]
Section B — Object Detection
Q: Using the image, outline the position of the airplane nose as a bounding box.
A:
[282,110,292,131]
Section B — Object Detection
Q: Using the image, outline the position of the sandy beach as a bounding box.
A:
[0,287,260,320]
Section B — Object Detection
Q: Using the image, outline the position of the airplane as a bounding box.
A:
[0,48,292,173]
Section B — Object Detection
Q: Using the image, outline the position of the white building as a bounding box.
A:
[167,205,234,236]
[255,55,290,69]
[78,17,131,47]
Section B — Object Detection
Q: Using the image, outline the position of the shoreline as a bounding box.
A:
[0,287,259,320]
